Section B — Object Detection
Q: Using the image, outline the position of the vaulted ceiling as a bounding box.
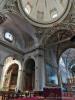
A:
[0,12,39,50]
[0,0,75,57]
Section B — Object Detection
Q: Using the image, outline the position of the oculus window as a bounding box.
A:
[4,32,14,42]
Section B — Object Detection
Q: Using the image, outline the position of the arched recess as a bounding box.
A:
[59,48,75,92]
[1,57,22,91]
[3,64,18,91]
[24,58,35,91]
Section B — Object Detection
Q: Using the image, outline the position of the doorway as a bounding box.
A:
[25,59,35,91]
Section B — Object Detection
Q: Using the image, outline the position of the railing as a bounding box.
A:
[0,91,44,100]
[0,91,23,100]
[0,90,75,100]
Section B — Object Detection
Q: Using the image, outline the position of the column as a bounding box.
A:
[50,48,62,87]
[35,49,45,91]
[21,70,26,91]
[16,70,23,91]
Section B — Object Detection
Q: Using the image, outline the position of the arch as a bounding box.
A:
[1,56,22,89]
[71,64,75,70]
[59,48,75,63]
[25,58,35,68]
[70,64,75,76]
[3,64,19,91]
[24,58,35,91]
[44,29,73,47]
[57,43,75,62]
[23,55,35,70]
[59,48,75,70]
[3,57,22,75]
[59,48,75,92]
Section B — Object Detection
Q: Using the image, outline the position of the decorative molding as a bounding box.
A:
[0,39,24,55]
[17,0,73,27]
[0,13,7,24]
[34,54,43,58]
[3,0,18,12]
[0,0,20,16]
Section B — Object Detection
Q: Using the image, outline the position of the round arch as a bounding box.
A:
[1,56,22,89]
[25,58,35,67]
[24,58,35,91]
[23,55,35,70]
[59,48,75,92]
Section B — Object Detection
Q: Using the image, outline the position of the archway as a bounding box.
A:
[71,65,75,76]
[59,48,75,92]
[24,58,35,91]
[1,57,22,91]
[3,64,18,91]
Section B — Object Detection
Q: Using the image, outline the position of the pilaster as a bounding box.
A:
[34,48,45,91]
